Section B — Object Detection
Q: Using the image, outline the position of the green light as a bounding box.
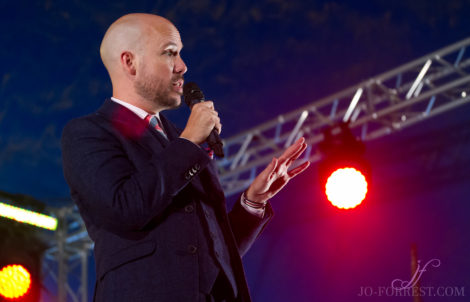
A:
[0,202,57,231]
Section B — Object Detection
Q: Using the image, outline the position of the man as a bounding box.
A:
[61,13,309,302]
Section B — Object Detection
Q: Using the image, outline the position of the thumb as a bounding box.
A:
[267,157,278,180]
[256,157,278,184]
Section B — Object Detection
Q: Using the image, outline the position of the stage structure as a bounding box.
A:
[218,37,470,196]
[40,37,470,301]
[41,206,92,302]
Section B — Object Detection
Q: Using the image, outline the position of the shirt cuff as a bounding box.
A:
[240,196,266,218]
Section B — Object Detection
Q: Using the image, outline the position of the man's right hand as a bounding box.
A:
[180,101,222,145]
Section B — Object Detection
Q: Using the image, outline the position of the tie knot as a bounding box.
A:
[145,114,166,139]
[145,115,161,130]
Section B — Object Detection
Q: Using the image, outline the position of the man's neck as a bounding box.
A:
[112,92,161,115]
[111,97,162,120]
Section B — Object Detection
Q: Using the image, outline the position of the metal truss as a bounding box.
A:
[41,205,92,302]
[38,37,470,301]
[218,37,470,196]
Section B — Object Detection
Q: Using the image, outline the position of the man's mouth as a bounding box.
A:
[172,79,184,95]
[172,79,184,88]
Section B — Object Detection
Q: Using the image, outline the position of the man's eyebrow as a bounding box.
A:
[162,42,178,49]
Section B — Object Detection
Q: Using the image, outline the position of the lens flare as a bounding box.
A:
[325,167,368,209]
[0,264,31,299]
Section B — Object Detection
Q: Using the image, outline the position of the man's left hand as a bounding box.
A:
[245,137,310,204]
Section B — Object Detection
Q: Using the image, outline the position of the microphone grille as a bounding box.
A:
[183,82,204,106]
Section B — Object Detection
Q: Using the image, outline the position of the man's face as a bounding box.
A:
[134,23,187,110]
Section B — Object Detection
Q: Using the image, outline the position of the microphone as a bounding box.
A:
[183,82,224,158]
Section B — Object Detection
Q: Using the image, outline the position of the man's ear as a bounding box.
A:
[121,51,137,76]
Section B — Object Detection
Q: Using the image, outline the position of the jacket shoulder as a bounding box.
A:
[61,113,110,140]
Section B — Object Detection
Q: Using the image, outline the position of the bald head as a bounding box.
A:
[100,13,174,77]
[99,13,187,113]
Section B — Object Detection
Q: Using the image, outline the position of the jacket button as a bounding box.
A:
[195,163,201,170]
[188,245,198,254]
[185,173,191,180]
[185,205,194,213]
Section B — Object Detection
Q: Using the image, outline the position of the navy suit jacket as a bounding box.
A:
[61,99,272,301]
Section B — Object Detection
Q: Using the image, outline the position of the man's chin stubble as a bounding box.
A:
[155,95,182,111]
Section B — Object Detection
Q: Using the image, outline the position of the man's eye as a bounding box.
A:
[165,50,177,57]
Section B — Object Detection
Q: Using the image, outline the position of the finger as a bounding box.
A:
[208,115,220,128]
[287,161,310,178]
[264,178,289,199]
[255,157,276,181]
[209,110,219,118]
[262,161,307,199]
[193,102,209,111]
[204,101,214,109]
[286,143,307,167]
[265,157,278,180]
[194,102,213,112]
[278,137,305,163]
[215,122,222,134]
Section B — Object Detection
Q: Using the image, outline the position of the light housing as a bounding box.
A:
[319,123,371,209]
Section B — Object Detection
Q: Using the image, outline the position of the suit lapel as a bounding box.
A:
[158,113,179,141]
[97,99,169,153]
[97,99,225,204]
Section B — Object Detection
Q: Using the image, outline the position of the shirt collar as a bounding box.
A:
[110,97,160,120]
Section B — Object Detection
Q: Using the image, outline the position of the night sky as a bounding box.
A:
[1,1,470,301]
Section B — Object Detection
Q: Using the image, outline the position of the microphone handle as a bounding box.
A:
[190,99,224,158]
[207,129,224,158]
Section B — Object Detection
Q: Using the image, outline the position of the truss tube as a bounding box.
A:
[218,37,470,196]
[40,37,470,301]
[222,38,470,149]
[374,37,470,81]
[353,74,470,128]
[285,110,309,147]
[80,250,88,302]
[56,208,67,302]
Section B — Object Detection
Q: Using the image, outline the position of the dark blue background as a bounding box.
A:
[1,1,469,301]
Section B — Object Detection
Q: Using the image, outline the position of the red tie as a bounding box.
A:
[145,114,167,140]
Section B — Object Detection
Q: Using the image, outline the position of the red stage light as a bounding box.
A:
[0,264,32,299]
[325,167,368,209]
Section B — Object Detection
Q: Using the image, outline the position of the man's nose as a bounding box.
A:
[175,56,187,74]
